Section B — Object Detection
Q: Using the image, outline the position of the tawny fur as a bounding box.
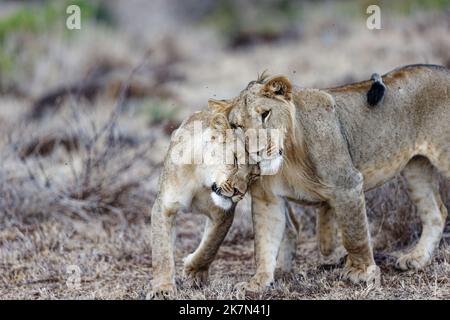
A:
[150,110,258,299]
[214,64,450,292]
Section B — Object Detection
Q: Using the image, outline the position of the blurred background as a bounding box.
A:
[0,0,449,299]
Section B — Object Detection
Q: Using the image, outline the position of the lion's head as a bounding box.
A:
[208,74,295,176]
[202,113,260,210]
[169,111,259,210]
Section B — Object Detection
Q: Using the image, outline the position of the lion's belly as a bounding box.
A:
[358,152,413,191]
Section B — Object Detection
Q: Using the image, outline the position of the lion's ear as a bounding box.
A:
[210,113,231,134]
[261,76,292,100]
[208,99,232,114]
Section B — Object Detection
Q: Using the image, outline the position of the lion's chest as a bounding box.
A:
[269,175,323,204]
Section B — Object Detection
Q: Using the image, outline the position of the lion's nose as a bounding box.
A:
[233,180,246,196]
[233,188,243,196]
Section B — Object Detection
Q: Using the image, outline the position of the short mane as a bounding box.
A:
[246,70,270,89]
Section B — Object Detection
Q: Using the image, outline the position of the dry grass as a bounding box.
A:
[1,1,450,300]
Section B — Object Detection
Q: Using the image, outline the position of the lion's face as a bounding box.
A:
[204,115,260,210]
[209,76,294,176]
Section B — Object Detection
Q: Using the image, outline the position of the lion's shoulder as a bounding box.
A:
[293,88,335,111]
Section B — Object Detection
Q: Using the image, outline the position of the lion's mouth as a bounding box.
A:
[210,183,242,210]
[210,192,233,210]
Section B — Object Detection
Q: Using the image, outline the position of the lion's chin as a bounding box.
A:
[259,155,283,176]
[210,192,233,211]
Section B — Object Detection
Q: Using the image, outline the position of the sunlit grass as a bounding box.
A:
[0,0,114,83]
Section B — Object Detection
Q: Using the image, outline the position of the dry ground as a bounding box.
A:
[0,1,450,299]
[1,189,450,300]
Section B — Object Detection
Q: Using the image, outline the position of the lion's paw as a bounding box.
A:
[233,273,274,299]
[147,283,176,300]
[183,264,209,287]
[395,251,430,271]
[341,264,380,286]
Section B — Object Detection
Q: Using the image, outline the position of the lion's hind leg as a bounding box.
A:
[396,156,448,270]
[317,204,339,257]
[276,201,300,273]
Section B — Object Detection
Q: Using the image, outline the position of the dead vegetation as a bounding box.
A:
[0,0,450,299]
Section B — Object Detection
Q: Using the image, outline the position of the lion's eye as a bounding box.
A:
[231,123,244,129]
[261,110,271,123]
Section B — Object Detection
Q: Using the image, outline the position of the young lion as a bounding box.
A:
[211,64,450,293]
[150,110,259,299]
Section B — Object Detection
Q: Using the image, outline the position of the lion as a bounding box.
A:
[209,64,450,292]
[150,109,260,299]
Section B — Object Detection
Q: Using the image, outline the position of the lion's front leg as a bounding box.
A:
[150,196,177,299]
[329,174,380,286]
[235,187,285,294]
[183,209,235,287]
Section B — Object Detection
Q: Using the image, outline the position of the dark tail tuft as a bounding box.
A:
[367,73,386,107]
